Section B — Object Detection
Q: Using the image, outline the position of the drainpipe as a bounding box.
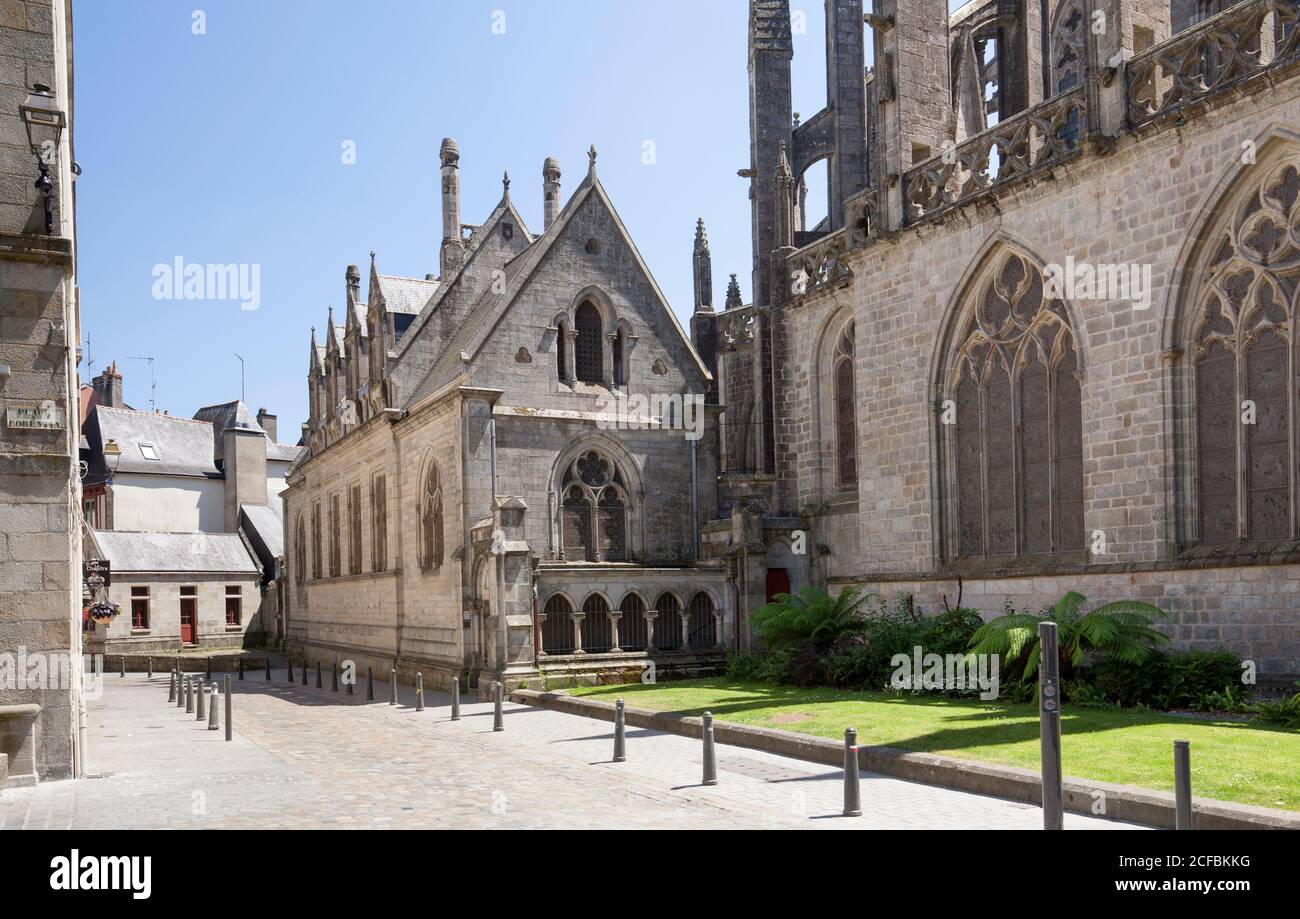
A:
[489,417,498,500]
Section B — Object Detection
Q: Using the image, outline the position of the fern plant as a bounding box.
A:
[967,591,1169,684]
[750,586,874,650]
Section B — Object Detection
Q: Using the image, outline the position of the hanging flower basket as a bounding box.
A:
[88,601,120,623]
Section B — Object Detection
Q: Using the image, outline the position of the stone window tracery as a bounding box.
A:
[560,449,630,562]
[420,460,445,570]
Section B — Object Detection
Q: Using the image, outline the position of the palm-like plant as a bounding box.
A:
[750,585,873,649]
[967,591,1169,683]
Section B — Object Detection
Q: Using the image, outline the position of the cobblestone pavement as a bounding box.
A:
[0,672,1146,830]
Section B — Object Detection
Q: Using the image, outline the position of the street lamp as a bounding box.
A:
[19,83,66,235]
[103,439,122,479]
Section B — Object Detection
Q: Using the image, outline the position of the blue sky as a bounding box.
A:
[73,1,960,435]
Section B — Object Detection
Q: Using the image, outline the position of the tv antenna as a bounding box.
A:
[127,356,157,412]
[235,353,245,404]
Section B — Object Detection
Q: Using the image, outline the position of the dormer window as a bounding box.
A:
[139,443,160,461]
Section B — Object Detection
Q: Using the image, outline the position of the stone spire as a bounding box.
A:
[502,170,511,201]
[693,218,714,313]
[725,274,743,310]
[543,157,562,231]
[439,138,465,277]
[774,141,796,249]
[587,145,598,180]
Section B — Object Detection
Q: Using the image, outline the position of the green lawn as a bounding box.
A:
[567,679,1300,811]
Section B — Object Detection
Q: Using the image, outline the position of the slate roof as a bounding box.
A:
[377,275,441,316]
[266,442,302,463]
[95,406,219,478]
[95,530,259,574]
[240,503,284,561]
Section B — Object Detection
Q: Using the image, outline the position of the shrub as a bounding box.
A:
[749,586,873,649]
[724,649,794,684]
[1254,687,1300,729]
[1156,650,1247,710]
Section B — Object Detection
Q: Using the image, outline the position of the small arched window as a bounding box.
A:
[556,320,569,383]
[575,302,603,383]
[619,593,647,651]
[612,328,626,387]
[420,460,444,571]
[655,593,682,651]
[559,449,630,562]
[833,321,857,488]
[687,592,716,649]
[542,594,574,654]
[582,594,613,653]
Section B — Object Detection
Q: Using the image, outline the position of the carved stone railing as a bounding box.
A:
[719,305,756,349]
[787,229,853,300]
[844,185,883,248]
[1128,0,1299,128]
[902,87,1085,224]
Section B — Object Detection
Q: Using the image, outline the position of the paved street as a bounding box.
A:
[0,671,1144,830]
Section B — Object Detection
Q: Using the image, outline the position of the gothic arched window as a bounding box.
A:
[1184,153,1300,546]
[574,301,603,383]
[559,449,631,562]
[556,318,570,383]
[420,460,444,571]
[943,249,1085,562]
[833,320,858,487]
[1050,1,1085,94]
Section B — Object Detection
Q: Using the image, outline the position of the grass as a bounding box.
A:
[568,678,1300,811]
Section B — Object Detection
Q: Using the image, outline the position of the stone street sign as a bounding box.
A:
[5,401,65,431]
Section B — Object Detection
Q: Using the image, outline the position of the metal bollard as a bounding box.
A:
[120,656,126,678]
[613,699,626,763]
[224,675,232,742]
[265,656,271,681]
[287,658,294,683]
[205,657,211,681]
[843,728,862,817]
[147,657,153,679]
[1174,741,1193,830]
[177,670,186,709]
[316,661,322,689]
[332,660,338,693]
[493,682,504,732]
[451,677,461,721]
[208,684,219,731]
[168,668,176,703]
[367,667,374,701]
[1038,621,1064,831]
[702,712,718,785]
[302,660,308,687]
[416,673,425,712]
[239,656,245,681]
[186,676,195,713]
[389,669,398,706]
[196,677,206,721]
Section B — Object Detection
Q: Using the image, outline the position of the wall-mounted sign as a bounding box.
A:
[5,401,65,431]
[83,558,111,588]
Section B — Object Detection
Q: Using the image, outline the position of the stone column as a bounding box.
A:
[680,613,691,651]
[645,612,658,653]
[609,612,623,654]
[537,612,548,656]
[572,612,586,655]
[713,611,724,650]
[487,496,537,691]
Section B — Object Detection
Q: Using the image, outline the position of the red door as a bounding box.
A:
[180,596,196,644]
[766,568,791,603]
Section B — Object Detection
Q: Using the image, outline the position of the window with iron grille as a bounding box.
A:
[329,494,341,577]
[421,462,444,571]
[371,474,388,571]
[574,302,603,383]
[130,586,149,630]
[225,585,242,627]
[688,592,716,649]
[559,449,629,562]
[311,503,322,579]
[348,484,363,575]
[295,516,307,585]
[833,321,857,487]
[541,594,574,654]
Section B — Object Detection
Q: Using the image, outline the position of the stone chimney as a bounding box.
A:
[223,417,268,532]
[257,408,278,443]
[92,362,123,408]
[543,157,562,231]
[440,138,465,276]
